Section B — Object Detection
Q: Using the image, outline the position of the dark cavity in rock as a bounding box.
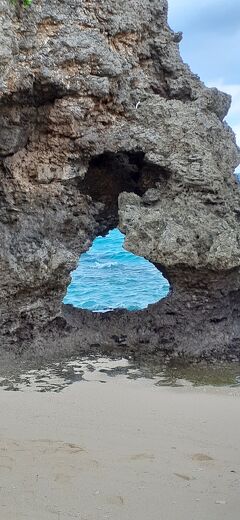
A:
[76,151,170,229]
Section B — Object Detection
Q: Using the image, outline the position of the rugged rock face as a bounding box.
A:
[0,0,240,360]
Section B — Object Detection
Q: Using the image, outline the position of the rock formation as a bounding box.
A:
[0,0,240,360]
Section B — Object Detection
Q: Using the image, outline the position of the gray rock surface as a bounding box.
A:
[0,0,240,360]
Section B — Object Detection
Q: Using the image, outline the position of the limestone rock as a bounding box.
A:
[0,0,240,359]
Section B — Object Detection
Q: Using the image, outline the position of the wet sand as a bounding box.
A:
[0,358,240,519]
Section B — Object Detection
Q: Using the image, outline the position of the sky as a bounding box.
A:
[168,0,240,153]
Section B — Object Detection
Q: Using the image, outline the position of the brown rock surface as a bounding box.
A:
[0,0,240,359]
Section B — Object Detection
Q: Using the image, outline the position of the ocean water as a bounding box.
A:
[63,228,170,312]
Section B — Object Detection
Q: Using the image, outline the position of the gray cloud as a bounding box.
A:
[185,2,240,34]
[168,0,240,145]
[169,0,240,35]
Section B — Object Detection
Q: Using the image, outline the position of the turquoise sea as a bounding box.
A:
[63,229,170,312]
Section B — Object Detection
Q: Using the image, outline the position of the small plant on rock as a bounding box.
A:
[11,0,33,5]
[10,0,33,16]
[10,0,32,11]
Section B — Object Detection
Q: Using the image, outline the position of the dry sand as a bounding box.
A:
[0,362,239,520]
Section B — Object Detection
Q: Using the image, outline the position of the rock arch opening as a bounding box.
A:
[63,228,170,312]
[63,151,171,313]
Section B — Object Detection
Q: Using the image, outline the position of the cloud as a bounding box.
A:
[168,0,240,31]
[233,123,240,149]
[168,0,240,83]
[168,0,240,152]
[226,120,240,150]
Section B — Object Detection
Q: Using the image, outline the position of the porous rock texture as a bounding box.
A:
[0,0,240,360]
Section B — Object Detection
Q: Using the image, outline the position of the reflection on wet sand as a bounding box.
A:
[0,356,240,392]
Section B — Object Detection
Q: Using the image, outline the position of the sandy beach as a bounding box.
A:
[0,358,239,520]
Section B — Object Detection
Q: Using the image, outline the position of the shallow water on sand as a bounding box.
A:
[0,356,240,393]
